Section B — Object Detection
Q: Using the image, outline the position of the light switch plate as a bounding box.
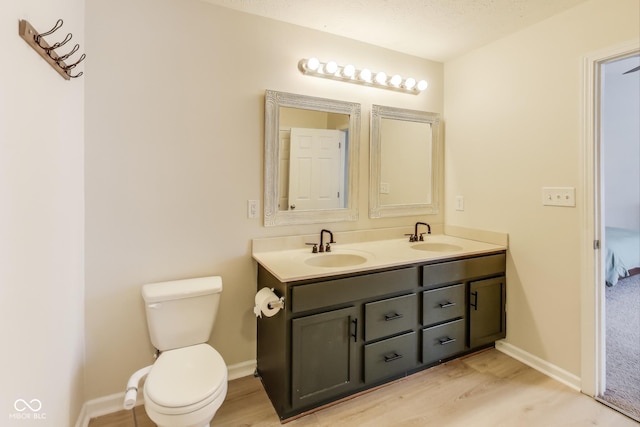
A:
[542,187,575,207]
[455,195,464,211]
[247,200,259,218]
[380,182,390,194]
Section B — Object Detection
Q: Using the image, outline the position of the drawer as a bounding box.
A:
[365,293,417,341]
[422,319,465,364]
[292,267,419,313]
[422,284,465,326]
[364,331,417,384]
[422,253,505,289]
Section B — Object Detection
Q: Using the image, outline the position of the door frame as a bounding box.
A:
[580,40,640,397]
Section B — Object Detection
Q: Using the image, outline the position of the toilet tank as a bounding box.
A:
[142,276,222,351]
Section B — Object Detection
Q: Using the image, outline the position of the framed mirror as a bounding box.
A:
[369,104,441,218]
[264,90,361,226]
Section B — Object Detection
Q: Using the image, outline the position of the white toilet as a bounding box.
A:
[141,276,228,427]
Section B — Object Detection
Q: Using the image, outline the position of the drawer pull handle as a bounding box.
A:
[384,352,403,363]
[439,337,456,345]
[439,302,456,308]
[384,313,404,321]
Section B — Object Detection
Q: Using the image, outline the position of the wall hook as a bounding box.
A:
[44,32,73,54]
[67,70,83,79]
[55,44,79,62]
[62,53,85,70]
[34,19,63,46]
[19,19,85,81]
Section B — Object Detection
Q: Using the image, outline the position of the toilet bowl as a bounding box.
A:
[128,276,228,427]
[143,344,228,427]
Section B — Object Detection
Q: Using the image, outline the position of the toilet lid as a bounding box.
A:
[145,344,227,409]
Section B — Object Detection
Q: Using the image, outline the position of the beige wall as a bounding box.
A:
[1,0,85,424]
[444,0,639,377]
[84,0,443,399]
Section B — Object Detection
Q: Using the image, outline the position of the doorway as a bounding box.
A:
[581,43,640,422]
[600,54,640,420]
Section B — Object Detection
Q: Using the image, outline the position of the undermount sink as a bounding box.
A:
[304,253,368,268]
[411,242,463,252]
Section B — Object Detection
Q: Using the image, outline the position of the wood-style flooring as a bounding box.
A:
[88,348,638,427]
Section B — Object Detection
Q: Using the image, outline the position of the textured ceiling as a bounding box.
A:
[202,0,588,61]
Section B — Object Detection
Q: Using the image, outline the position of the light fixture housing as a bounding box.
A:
[298,58,428,94]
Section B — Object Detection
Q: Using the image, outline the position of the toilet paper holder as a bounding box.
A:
[267,296,285,310]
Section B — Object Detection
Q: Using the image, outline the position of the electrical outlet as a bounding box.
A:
[542,187,575,207]
[247,200,258,218]
[380,182,390,194]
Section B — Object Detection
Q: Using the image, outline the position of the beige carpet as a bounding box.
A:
[603,273,640,421]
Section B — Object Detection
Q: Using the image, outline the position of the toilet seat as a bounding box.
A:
[144,344,227,415]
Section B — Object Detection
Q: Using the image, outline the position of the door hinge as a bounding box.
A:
[593,239,601,249]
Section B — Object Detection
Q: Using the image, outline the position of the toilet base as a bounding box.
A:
[144,379,227,427]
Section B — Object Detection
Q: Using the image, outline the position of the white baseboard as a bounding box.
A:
[228,359,257,380]
[495,340,581,391]
[75,359,257,427]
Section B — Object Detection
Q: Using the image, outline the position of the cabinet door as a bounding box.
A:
[291,306,358,409]
[469,276,506,348]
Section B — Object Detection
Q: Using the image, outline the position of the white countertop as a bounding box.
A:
[252,233,507,283]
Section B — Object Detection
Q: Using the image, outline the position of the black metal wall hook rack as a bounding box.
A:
[18,19,85,80]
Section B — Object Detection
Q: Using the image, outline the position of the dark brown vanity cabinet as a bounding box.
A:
[256,251,506,420]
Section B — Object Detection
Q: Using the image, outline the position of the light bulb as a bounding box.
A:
[403,77,416,89]
[389,74,402,87]
[359,68,372,82]
[417,80,429,91]
[325,61,338,74]
[306,57,320,71]
[375,71,387,85]
[342,64,355,78]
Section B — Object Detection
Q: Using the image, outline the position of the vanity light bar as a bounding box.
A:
[298,57,428,95]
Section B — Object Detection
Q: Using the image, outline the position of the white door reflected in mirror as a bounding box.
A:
[288,128,346,211]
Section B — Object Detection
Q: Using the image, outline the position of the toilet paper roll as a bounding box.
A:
[123,388,137,410]
[254,287,282,318]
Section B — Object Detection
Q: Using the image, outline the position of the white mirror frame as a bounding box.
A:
[369,104,441,218]
[264,90,361,226]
